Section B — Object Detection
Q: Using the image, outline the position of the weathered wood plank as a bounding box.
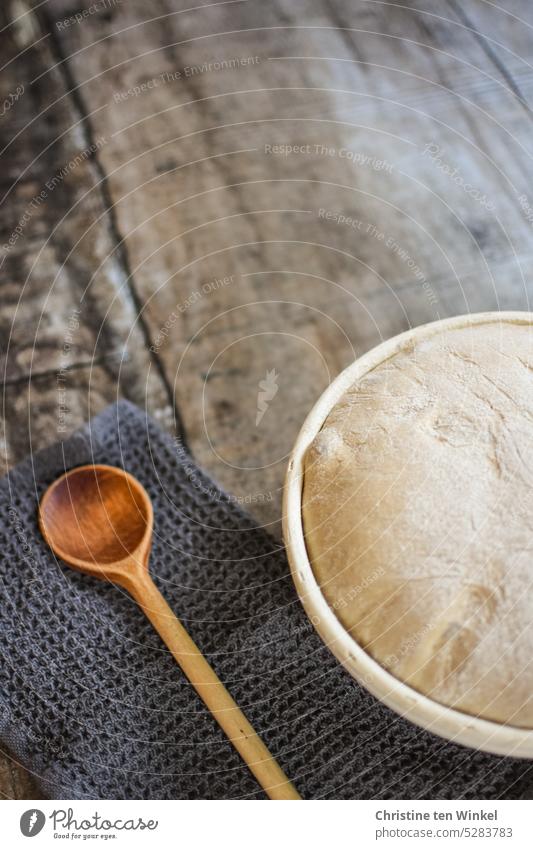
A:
[0,4,173,423]
[42,0,533,533]
[447,0,533,111]
[0,365,135,477]
[0,749,41,800]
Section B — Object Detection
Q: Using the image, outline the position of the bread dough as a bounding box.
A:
[302,320,533,727]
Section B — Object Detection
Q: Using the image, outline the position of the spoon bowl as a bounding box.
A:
[39,465,153,575]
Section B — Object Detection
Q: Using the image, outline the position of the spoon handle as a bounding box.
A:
[129,574,301,800]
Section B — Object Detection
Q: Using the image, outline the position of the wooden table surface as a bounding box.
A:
[2,0,533,799]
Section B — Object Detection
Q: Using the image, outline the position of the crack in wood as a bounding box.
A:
[0,352,126,389]
[37,7,190,449]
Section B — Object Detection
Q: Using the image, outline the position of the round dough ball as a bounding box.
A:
[302,320,533,727]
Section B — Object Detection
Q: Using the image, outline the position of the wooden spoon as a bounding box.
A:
[38,464,301,800]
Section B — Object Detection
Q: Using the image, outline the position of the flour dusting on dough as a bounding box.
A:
[302,322,533,727]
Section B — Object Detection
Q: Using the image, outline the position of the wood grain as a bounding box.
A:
[0,3,174,410]
[38,0,533,534]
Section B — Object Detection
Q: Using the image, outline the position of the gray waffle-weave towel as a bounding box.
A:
[0,400,532,799]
